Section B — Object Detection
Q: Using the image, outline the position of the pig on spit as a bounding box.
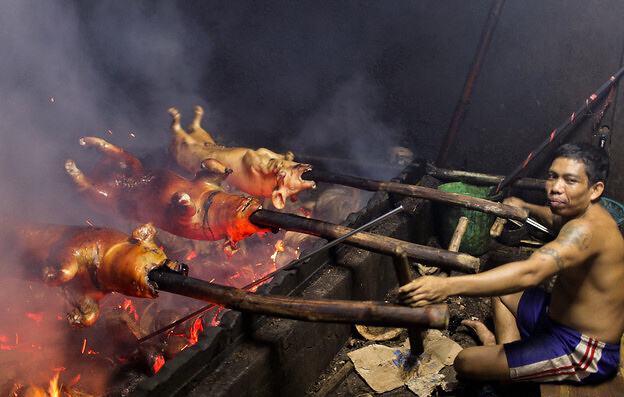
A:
[12,223,187,327]
[65,137,268,247]
[168,106,316,209]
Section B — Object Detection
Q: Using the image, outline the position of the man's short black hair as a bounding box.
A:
[554,143,609,185]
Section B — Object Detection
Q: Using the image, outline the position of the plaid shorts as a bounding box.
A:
[503,288,620,383]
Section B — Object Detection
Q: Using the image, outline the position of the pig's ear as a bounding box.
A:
[271,189,286,209]
[131,223,157,243]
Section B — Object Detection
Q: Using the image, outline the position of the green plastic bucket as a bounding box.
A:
[435,182,496,256]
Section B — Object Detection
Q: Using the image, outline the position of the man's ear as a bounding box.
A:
[589,181,605,201]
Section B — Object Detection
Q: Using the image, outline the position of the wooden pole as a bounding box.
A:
[448,216,470,252]
[149,269,449,328]
[436,0,506,166]
[304,169,529,221]
[250,209,480,273]
[393,248,424,355]
[426,164,545,191]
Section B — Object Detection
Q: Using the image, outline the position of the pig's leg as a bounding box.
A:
[67,295,100,327]
[42,250,81,286]
[168,107,196,145]
[79,137,143,173]
[188,105,217,145]
[65,159,114,206]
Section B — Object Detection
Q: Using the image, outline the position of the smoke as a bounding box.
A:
[0,1,465,392]
[0,1,212,225]
[289,74,401,179]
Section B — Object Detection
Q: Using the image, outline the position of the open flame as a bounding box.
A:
[47,370,62,397]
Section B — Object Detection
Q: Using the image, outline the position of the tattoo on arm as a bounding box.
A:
[537,247,564,271]
[558,224,591,250]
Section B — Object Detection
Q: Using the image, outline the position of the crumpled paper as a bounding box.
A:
[348,329,463,396]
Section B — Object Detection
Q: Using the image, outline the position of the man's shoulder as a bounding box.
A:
[555,219,593,251]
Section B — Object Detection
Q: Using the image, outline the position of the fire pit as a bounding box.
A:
[131,161,435,396]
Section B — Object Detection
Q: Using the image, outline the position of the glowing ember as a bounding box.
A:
[187,317,204,345]
[185,250,198,261]
[106,129,113,135]
[0,333,16,350]
[298,207,313,218]
[209,307,225,327]
[49,96,55,103]
[129,131,136,138]
[120,298,139,321]
[274,239,285,252]
[85,219,95,227]
[152,355,165,374]
[81,338,87,354]
[26,312,44,323]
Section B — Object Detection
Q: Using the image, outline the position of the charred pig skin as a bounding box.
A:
[65,137,266,243]
[14,223,185,327]
[168,106,316,209]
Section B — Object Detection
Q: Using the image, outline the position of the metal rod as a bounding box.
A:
[496,65,624,193]
[148,269,449,328]
[293,205,404,265]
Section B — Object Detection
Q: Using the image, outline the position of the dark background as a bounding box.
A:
[1,0,623,225]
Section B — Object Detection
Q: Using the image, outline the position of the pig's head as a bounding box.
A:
[97,223,187,298]
[271,162,316,209]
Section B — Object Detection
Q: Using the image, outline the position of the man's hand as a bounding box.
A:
[398,276,450,307]
[502,196,526,209]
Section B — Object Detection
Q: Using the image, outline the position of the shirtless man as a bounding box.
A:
[399,143,623,383]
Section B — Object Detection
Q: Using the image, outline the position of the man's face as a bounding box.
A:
[545,157,596,217]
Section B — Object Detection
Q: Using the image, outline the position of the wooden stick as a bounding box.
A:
[304,170,529,222]
[250,209,480,273]
[490,217,507,238]
[448,216,470,252]
[426,164,545,191]
[149,269,449,328]
[393,248,424,355]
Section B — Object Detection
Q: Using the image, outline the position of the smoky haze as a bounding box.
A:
[0,0,460,225]
[0,1,440,390]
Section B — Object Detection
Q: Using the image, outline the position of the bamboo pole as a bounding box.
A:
[426,164,545,191]
[303,169,529,221]
[448,216,470,252]
[250,209,480,273]
[393,248,424,355]
[149,269,449,328]
[436,0,506,166]
[496,65,624,193]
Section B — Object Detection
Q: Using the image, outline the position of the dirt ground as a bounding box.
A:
[306,281,539,397]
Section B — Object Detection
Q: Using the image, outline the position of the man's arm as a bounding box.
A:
[399,220,593,307]
[503,197,561,229]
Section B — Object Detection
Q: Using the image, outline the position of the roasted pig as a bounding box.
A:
[14,223,186,327]
[65,137,267,244]
[168,106,316,209]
